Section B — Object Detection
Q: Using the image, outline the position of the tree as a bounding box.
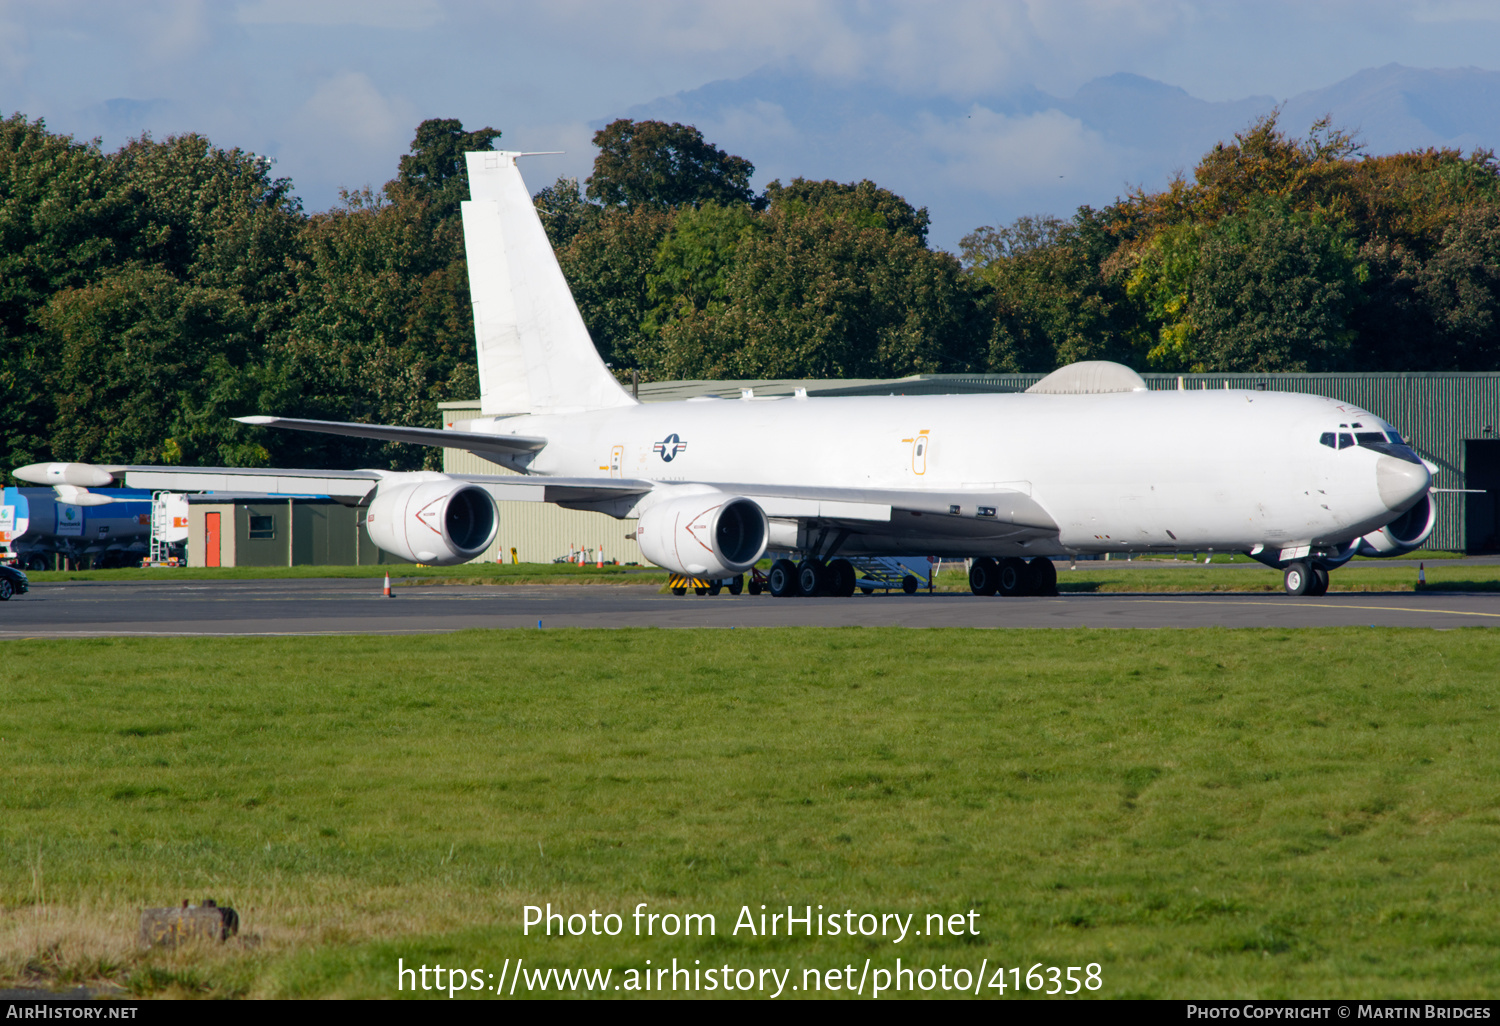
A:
[642,204,984,380]
[396,118,501,221]
[39,265,267,466]
[555,206,674,371]
[274,186,477,470]
[962,211,1135,372]
[586,119,756,210]
[533,174,601,250]
[1188,203,1365,372]
[765,177,929,244]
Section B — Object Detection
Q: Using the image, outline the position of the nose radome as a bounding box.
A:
[1376,455,1430,512]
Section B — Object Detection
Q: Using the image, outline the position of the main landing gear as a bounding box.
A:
[768,557,861,597]
[968,557,1058,597]
[1283,561,1330,597]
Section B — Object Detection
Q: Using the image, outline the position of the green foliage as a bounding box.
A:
[964,212,1136,371]
[555,206,674,370]
[395,118,500,222]
[586,119,757,210]
[641,203,984,379]
[764,177,930,244]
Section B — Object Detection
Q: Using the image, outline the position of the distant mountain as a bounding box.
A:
[621,64,1500,253]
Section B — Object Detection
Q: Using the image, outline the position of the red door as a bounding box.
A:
[205,512,221,567]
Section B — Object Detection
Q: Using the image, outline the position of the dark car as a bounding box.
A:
[0,563,29,600]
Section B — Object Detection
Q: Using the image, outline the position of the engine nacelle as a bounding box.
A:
[636,493,768,577]
[1356,492,1436,557]
[364,478,497,565]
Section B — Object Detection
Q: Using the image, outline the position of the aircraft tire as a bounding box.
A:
[671,586,687,596]
[998,557,1029,596]
[796,559,826,598]
[860,586,874,595]
[727,574,744,596]
[1028,556,1058,596]
[769,559,798,598]
[969,557,999,596]
[748,578,763,595]
[1283,561,1312,596]
[1307,566,1330,596]
[826,558,856,597]
[708,580,723,596]
[901,574,919,594]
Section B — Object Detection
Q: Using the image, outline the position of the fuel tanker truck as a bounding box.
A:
[0,486,176,570]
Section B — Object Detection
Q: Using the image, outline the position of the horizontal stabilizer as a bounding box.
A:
[235,416,547,457]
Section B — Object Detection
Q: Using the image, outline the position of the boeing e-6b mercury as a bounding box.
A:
[15,151,1437,597]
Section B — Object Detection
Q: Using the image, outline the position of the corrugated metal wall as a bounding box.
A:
[443,373,1500,556]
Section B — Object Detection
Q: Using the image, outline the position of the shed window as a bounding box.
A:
[248,515,275,539]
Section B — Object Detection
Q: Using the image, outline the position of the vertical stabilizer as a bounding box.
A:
[462,151,637,415]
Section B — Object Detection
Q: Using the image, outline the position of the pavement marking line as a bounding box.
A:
[1129,597,1500,619]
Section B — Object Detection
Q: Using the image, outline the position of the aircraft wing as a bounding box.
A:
[698,481,1059,531]
[115,467,651,505]
[235,416,547,458]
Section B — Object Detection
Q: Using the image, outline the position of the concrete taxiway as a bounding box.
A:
[2,579,1499,637]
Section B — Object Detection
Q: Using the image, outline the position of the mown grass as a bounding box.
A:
[20,555,1489,596]
[1,629,1497,999]
[21,562,665,586]
[915,562,1498,594]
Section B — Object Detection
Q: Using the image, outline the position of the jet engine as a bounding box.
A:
[364,478,497,565]
[636,493,768,577]
[1356,492,1437,557]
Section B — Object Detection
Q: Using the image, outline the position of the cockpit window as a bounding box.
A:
[1355,432,1387,446]
[1338,433,1355,449]
[1388,429,1407,445]
[1319,432,1336,448]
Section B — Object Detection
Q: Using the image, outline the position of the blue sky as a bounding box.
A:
[6,1,1500,249]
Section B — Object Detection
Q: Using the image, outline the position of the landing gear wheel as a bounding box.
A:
[708,580,723,596]
[748,578,764,596]
[860,586,874,595]
[694,586,709,596]
[1283,561,1311,596]
[1028,556,1058,597]
[969,557,999,596]
[827,558,857,597]
[797,559,826,597]
[768,558,797,598]
[901,574,919,594]
[1307,566,1330,596]
[671,586,687,596]
[998,557,1030,596]
[0,578,12,601]
[727,574,744,596]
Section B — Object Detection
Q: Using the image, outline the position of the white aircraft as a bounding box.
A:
[15,151,1436,597]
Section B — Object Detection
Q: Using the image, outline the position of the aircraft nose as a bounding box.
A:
[1376,455,1430,512]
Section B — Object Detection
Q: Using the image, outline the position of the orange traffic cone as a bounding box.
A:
[597,545,604,569]
[1418,562,1426,586]
[383,571,392,598]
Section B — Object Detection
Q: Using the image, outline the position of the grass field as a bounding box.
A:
[18,562,666,586]
[16,556,1495,596]
[2,629,1496,999]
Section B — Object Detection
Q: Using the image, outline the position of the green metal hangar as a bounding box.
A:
[440,371,1500,560]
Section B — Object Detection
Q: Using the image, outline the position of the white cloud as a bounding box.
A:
[919,106,1115,194]
[235,0,442,29]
